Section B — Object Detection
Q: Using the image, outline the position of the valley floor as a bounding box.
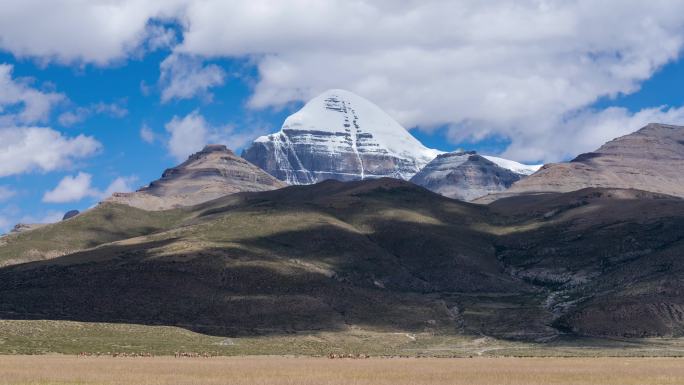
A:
[2,320,684,358]
[1,356,683,385]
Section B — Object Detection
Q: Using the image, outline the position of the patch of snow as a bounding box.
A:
[482,155,542,176]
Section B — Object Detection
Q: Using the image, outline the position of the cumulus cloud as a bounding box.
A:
[0,66,91,181]
[144,23,177,51]
[159,54,226,102]
[165,111,210,161]
[2,2,684,160]
[165,110,260,161]
[57,107,89,127]
[0,127,101,177]
[42,172,98,203]
[173,0,684,162]
[0,64,64,124]
[58,101,128,127]
[0,1,183,65]
[42,172,137,203]
[499,105,684,161]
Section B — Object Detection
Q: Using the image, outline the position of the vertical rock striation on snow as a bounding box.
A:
[242,89,441,184]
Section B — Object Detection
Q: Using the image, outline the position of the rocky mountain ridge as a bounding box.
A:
[410,151,525,201]
[106,144,285,210]
[488,123,684,200]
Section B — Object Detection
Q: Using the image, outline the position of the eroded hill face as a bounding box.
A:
[106,144,286,210]
[410,151,524,201]
[489,189,684,337]
[0,179,683,340]
[498,123,684,199]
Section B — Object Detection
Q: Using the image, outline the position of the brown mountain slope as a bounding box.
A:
[0,179,683,340]
[0,179,548,339]
[482,123,684,202]
[490,188,684,337]
[107,144,286,210]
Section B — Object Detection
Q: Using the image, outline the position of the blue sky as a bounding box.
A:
[1,1,684,232]
[0,49,296,229]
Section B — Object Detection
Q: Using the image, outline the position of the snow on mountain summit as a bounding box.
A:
[278,89,440,161]
[243,89,442,184]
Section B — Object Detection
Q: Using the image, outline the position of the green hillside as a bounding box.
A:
[0,203,189,267]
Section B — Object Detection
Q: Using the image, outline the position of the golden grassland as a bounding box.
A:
[1,356,683,385]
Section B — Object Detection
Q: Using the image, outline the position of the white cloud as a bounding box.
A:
[1,2,684,160]
[0,186,15,202]
[42,172,98,203]
[159,54,225,103]
[92,102,128,118]
[165,110,260,161]
[0,63,64,124]
[57,107,90,127]
[165,111,210,161]
[500,105,684,162]
[144,23,177,51]
[172,0,684,162]
[42,173,137,203]
[140,123,157,144]
[0,127,101,177]
[58,101,128,126]
[101,176,138,198]
[0,1,184,65]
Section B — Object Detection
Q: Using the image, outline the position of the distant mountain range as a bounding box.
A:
[242,89,538,198]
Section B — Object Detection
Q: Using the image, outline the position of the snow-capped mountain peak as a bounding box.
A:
[244,89,441,184]
[278,89,441,161]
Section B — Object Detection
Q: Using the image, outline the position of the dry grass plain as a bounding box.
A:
[1,356,683,385]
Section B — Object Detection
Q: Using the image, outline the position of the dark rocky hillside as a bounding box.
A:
[0,179,682,340]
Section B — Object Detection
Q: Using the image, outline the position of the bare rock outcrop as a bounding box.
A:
[106,144,286,210]
[410,151,524,201]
